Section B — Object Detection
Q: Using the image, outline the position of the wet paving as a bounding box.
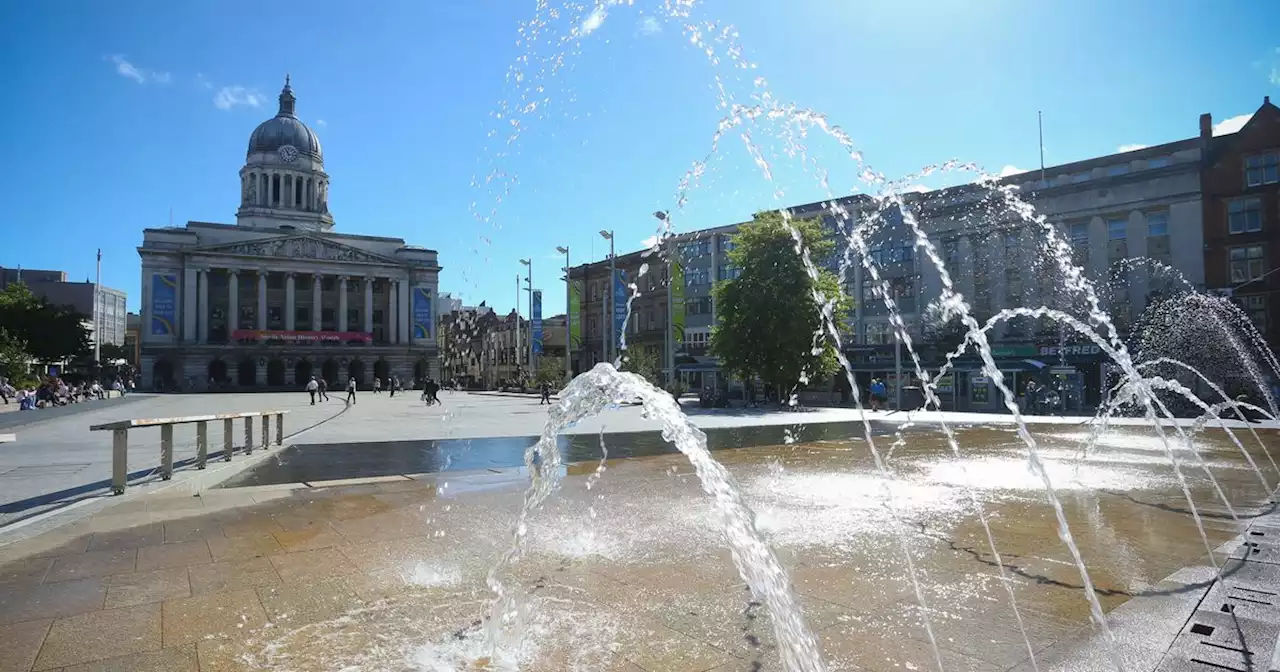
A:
[0,424,1277,671]
[220,421,896,488]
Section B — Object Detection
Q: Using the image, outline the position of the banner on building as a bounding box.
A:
[150,273,178,336]
[412,287,433,340]
[612,269,628,351]
[231,330,373,343]
[568,280,582,351]
[670,256,686,348]
[531,290,543,355]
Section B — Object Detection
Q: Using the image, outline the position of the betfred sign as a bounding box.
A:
[232,330,373,344]
[1038,344,1102,357]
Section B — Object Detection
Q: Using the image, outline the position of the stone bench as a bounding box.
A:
[90,410,288,494]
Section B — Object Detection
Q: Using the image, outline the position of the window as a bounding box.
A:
[1243,295,1267,330]
[1106,164,1130,177]
[1229,245,1266,283]
[890,275,918,298]
[680,240,711,259]
[685,330,710,348]
[1146,211,1169,237]
[1245,153,1279,187]
[685,268,711,286]
[1147,157,1171,169]
[718,265,741,281]
[687,296,713,315]
[1072,171,1092,183]
[865,322,894,345]
[1070,223,1089,245]
[861,282,881,306]
[1228,198,1263,234]
[1107,218,1128,240]
[720,236,736,252]
[868,245,914,265]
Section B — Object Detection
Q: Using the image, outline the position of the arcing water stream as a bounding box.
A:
[470,2,1280,671]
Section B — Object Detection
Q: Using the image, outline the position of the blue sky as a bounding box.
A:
[1,0,1277,315]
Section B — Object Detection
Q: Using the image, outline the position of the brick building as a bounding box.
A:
[1200,96,1280,344]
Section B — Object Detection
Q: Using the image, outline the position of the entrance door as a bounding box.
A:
[238,358,257,386]
[294,360,313,385]
[267,359,286,386]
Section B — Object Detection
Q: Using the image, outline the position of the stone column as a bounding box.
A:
[363,277,374,335]
[400,275,412,344]
[197,269,209,344]
[338,276,349,332]
[285,273,296,331]
[228,270,239,334]
[257,271,268,330]
[183,267,198,343]
[312,274,323,330]
[388,280,398,344]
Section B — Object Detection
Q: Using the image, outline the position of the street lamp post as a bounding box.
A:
[556,245,571,383]
[599,230,615,364]
[520,258,533,376]
[514,274,521,383]
[653,211,673,387]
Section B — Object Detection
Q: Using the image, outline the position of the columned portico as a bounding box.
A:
[139,77,441,392]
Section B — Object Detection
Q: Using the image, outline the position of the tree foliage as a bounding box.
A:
[100,343,131,363]
[0,327,30,379]
[533,357,566,387]
[0,283,93,364]
[711,211,850,398]
[618,346,663,387]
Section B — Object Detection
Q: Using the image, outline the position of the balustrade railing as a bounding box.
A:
[90,410,288,494]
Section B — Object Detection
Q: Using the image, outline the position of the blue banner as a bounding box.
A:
[531,290,543,355]
[612,269,628,350]
[412,287,433,340]
[150,273,178,336]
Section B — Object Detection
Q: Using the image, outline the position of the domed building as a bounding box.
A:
[137,77,441,392]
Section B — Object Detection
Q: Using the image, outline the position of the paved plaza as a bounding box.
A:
[1,392,1279,670]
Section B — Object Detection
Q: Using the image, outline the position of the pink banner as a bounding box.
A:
[232,330,373,344]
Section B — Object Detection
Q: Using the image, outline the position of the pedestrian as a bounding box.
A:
[1025,379,1040,415]
[346,376,357,404]
[318,377,330,401]
[374,377,382,394]
[539,381,551,405]
[869,378,886,411]
[306,376,319,405]
[389,376,397,398]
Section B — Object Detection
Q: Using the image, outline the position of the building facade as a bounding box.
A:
[137,78,441,391]
[0,267,129,347]
[1201,97,1280,343]
[567,102,1257,410]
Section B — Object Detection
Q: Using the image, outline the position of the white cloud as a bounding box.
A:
[640,234,660,249]
[315,119,327,127]
[638,16,661,35]
[1117,143,1148,153]
[213,86,266,111]
[1213,113,1252,136]
[195,73,214,90]
[580,5,607,35]
[110,55,169,85]
[901,184,929,193]
[999,165,1027,177]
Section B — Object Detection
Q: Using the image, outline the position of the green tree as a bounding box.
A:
[100,343,131,363]
[619,346,663,387]
[712,211,850,400]
[0,283,93,364]
[0,327,31,379]
[533,357,566,387]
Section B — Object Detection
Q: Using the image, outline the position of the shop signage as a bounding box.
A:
[1038,344,1102,357]
[232,330,373,344]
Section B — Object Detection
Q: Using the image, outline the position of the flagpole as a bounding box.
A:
[94,248,102,369]
[1038,110,1046,184]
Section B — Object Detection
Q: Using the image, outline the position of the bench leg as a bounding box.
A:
[223,418,234,461]
[196,421,208,469]
[111,429,128,494]
[244,417,254,455]
[276,413,284,446]
[261,415,270,450]
[160,424,174,480]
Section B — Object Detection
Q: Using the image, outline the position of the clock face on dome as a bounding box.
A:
[278,145,299,163]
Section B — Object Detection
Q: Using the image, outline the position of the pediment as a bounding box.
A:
[196,235,399,265]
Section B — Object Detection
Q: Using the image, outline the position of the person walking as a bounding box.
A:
[318,377,330,402]
[869,378,886,411]
[306,376,319,405]
[389,376,397,398]
[345,376,357,404]
[539,381,551,405]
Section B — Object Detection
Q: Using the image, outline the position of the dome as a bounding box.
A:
[246,76,322,161]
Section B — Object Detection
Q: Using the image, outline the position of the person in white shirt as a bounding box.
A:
[305,376,319,405]
[345,377,357,405]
